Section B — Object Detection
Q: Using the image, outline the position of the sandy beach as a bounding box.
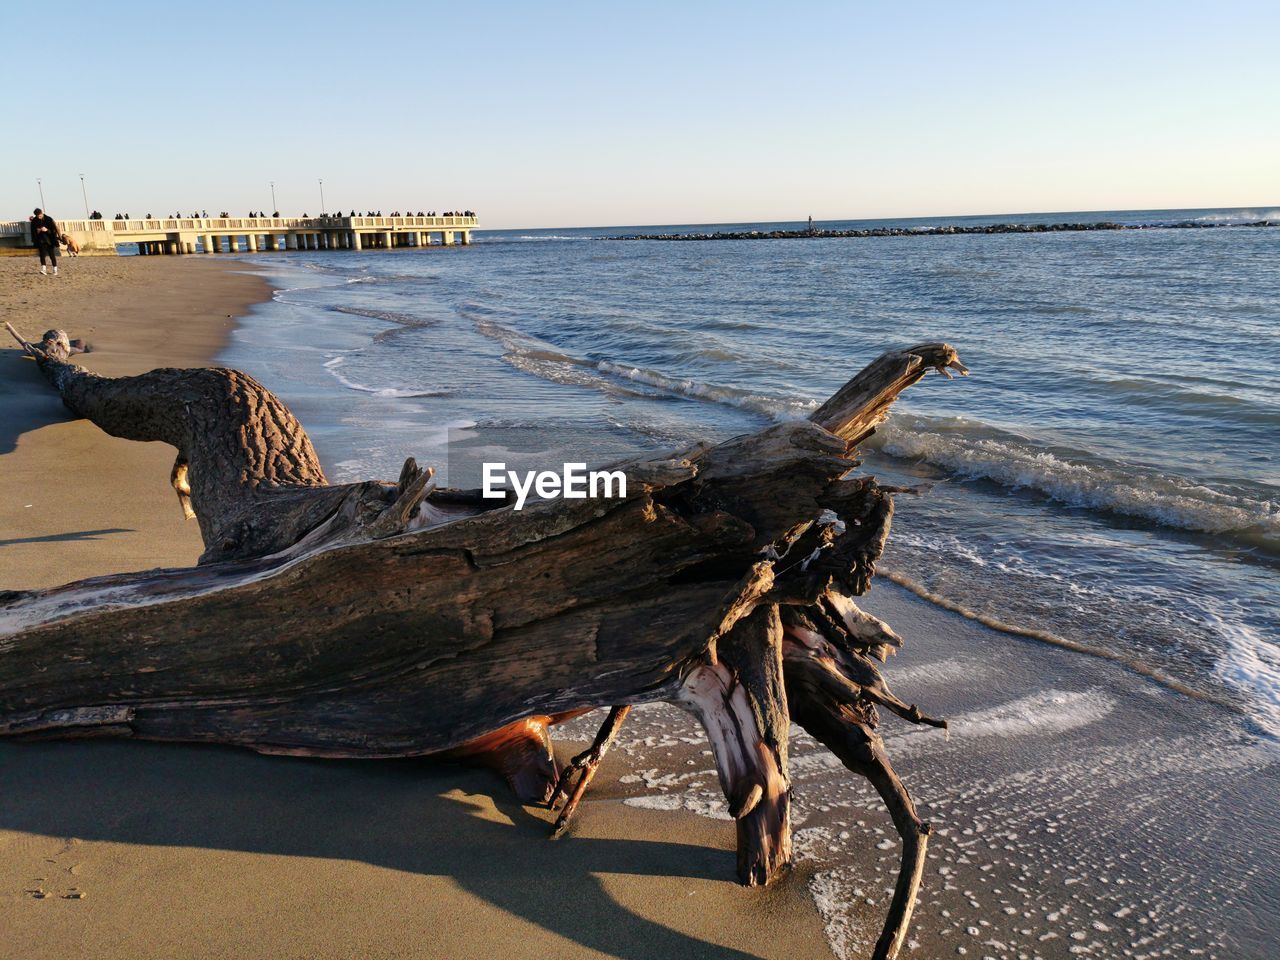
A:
[0,255,835,960]
[3,252,1277,960]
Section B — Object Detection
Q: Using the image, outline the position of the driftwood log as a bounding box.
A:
[1,322,967,960]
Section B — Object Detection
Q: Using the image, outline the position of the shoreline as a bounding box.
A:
[0,255,837,960]
[3,252,1276,958]
[217,247,1279,958]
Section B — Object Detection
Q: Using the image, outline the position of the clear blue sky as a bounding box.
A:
[3,1,1276,228]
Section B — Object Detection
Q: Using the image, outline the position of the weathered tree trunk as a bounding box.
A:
[2,323,967,959]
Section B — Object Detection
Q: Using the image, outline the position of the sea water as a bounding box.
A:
[224,207,1280,739]
[220,209,1280,957]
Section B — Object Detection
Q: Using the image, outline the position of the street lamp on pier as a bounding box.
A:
[318,178,326,216]
[37,178,46,210]
[270,181,278,216]
[80,174,90,219]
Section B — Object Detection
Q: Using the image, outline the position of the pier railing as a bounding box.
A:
[0,215,477,237]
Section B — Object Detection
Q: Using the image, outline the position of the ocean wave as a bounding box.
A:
[1086,376,1280,425]
[343,273,431,284]
[873,412,1280,545]
[1192,209,1280,224]
[322,355,449,398]
[594,360,817,419]
[885,689,1115,760]
[471,311,817,417]
[1214,616,1280,739]
[330,304,435,328]
[472,316,665,399]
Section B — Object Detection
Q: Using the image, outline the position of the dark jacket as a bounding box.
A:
[30,215,59,248]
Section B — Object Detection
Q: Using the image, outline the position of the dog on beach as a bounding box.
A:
[60,234,81,257]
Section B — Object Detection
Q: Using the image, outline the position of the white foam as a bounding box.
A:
[1192,209,1280,223]
[595,359,818,419]
[473,313,817,417]
[622,793,732,820]
[1215,617,1280,739]
[809,868,872,960]
[322,355,446,399]
[885,689,1115,760]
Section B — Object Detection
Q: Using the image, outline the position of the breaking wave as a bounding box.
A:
[1192,209,1280,223]
[593,360,818,419]
[330,304,433,327]
[472,309,1278,547]
[472,312,818,417]
[872,412,1280,547]
[322,356,448,398]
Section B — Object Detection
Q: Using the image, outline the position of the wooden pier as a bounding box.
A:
[0,214,477,255]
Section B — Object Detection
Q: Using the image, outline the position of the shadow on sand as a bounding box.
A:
[0,529,134,548]
[0,348,74,457]
[0,740,771,960]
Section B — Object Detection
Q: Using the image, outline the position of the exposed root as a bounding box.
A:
[677,633,793,886]
[435,717,560,805]
[785,652,935,960]
[548,704,631,837]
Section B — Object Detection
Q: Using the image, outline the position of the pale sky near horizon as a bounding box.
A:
[2,1,1276,229]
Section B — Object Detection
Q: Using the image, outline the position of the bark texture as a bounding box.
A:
[2,322,968,959]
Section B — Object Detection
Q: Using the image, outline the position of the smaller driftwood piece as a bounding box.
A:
[2,320,967,959]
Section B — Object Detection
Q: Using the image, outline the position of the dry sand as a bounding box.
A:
[0,255,836,960]
[0,256,263,586]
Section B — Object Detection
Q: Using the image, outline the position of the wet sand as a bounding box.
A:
[555,579,1280,959]
[0,255,834,960]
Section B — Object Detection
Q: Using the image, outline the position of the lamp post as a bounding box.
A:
[318,178,325,216]
[80,174,90,218]
[37,178,46,210]
[270,181,278,216]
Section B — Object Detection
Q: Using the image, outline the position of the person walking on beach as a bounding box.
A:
[30,208,59,276]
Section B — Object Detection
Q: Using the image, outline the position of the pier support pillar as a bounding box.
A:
[201,235,215,253]
[285,233,298,251]
[383,231,393,249]
[461,230,471,245]
[265,234,278,251]
[442,231,455,246]
[246,234,259,252]
[351,231,362,251]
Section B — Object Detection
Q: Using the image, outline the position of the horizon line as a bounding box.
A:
[485,203,1280,233]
